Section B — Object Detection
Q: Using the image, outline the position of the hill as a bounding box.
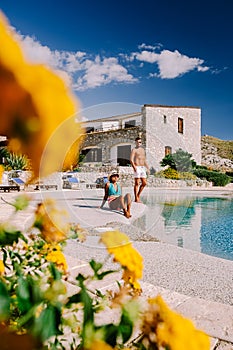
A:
[201,135,233,171]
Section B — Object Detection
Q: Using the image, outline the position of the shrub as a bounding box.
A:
[160,149,195,172]
[160,168,180,179]
[5,152,31,171]
[179,172,197,180]
[156,170,197,180]
[193,169,231,186]
[225,171,233,183]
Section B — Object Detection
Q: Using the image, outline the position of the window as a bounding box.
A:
[178,117,184,134]
[165,146,172,156]
[81,148,102,162]
[163,115,167,124]
[125,120,136,128]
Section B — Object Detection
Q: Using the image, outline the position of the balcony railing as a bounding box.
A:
[85,123,141,134]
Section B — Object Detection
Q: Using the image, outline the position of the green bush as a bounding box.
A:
[5,152,31,171]
[160,149,195,172]
[195,164,208,170]
[225,171,233,183]
[159,168,179,179]
[193,169,231,186]
[155,169,197,180]
[179,172,197,180]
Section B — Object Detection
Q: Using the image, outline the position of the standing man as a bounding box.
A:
[130,137,150,202]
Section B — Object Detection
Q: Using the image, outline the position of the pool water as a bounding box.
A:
[132,191,233,261]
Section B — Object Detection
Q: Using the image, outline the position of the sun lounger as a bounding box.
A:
[0,185,20,192]
[34,184,58,190]
[10,177,26,189]
[62,176,80,189]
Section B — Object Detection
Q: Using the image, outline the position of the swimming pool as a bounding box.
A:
[132,190,233,261]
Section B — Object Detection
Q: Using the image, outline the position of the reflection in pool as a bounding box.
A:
[132,191,233,261]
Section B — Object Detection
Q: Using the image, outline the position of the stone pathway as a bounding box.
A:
[1,190,233,349]
[65,254,233,349]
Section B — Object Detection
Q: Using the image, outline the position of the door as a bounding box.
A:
[117,145,131,166]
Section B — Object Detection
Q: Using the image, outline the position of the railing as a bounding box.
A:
[86,124,142,134]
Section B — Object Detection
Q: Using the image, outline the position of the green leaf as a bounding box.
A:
[0,280,10,321]
[67,293,82,305]
[32,305,62,342]
[16,276,32,313]
[118,301,139,344]
[49,262,62,281]
[119,313,133,344]
[95,270,117,280]
[13,195,30,211]
[89,259,117,280]
[89,259,103,273]
[102,324,119,347]
[0,226,25,246]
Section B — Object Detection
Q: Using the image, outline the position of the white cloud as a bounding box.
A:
[74,56,137,91]
[134,48,210,78]
[157,50,209,78]
[12,28,211,90]
[13,29,138,91]
[134,50,159,63]
[138,43,162,50]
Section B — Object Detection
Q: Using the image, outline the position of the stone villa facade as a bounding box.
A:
[80,104,201,171]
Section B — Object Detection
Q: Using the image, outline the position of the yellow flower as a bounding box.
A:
[0,260,5,275]
[34,199,68,243]
[85,340,114,350]
[142,295,210,350]
[0,12,83,178]
[0,164,4,183]
[100,231,143,289]
[46,250,68,272]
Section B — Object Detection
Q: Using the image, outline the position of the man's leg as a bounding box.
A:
[136,178,147,202]
[124,193,132,216]
[134,178,140,202]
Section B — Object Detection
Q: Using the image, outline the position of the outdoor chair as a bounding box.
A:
[10,177,26,190]
[62,176,80,189]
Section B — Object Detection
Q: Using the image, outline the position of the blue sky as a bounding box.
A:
[1,0,232,140]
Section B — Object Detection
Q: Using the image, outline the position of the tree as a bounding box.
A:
[160,149,196,172]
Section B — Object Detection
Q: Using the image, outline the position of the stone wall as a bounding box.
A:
[79,126,144,164]
[143,105,201,171]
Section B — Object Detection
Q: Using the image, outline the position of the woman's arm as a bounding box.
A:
[100,183,109,208]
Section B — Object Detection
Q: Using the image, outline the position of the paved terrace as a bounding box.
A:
[0,187,232,349]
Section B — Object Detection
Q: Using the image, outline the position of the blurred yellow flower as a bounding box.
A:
[86,340,114,350]
[142,295,210,350]
[34,199,68,243]
[0,12,83,178]
[100,231,143,290]
[0,260,5,275]
[0,165,4,183]
[46,250,68,272]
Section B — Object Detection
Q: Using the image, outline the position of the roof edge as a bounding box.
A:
[144,104,200,109]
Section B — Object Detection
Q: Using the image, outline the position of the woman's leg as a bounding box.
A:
[109,196,131,218]
[109,196,125,210]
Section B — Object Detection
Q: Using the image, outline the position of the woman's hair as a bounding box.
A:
[109,173,119,182]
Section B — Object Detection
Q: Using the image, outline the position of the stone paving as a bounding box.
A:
[65,254,233,349]
[0,188,233,349]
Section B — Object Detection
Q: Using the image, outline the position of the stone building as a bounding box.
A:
[79,104,201,171]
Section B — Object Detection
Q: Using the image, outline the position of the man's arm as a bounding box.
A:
[144,157,150,174]
[130,149,137,172]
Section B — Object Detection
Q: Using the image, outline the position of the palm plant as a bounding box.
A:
[5,152,31,171]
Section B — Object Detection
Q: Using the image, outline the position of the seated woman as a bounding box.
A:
[100,173,132,218]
